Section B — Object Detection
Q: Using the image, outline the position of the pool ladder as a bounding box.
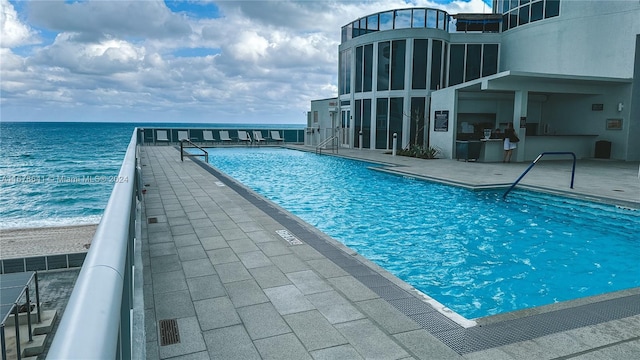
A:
[503,152,576,199]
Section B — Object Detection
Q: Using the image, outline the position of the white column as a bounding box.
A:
[513,90,528,162]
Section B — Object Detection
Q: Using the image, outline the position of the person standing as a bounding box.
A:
[503,123,518,162]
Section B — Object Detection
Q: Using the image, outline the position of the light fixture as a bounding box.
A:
[618,102,624,112]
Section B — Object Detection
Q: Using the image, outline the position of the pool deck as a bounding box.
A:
[142,145,640,359]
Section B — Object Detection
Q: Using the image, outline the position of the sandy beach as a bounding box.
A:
[0,224,97,260]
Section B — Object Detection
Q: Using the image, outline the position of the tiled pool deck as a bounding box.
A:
[142,145,640,359]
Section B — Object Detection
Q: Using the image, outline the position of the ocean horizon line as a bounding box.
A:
[1,120,306,129]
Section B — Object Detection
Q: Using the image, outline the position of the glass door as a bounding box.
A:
[341,110,351,147]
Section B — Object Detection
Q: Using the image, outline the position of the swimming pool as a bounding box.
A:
[198,147,640,319]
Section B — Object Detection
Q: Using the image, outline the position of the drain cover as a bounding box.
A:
[148,217,158,224]
[159,319,180,346]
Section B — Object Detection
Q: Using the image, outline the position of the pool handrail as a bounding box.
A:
[503,151,576,199]
[180,138,209,162]
[47,129,141,359]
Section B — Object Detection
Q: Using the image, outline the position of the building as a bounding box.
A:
[309,0,640,161]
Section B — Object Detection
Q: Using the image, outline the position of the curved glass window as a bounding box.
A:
[500,0,560,32]
[377,42,390,91]
[412,9,425,28]
[380,11,394,31]
[368,14,379,31]
[437,11,447,30]
[342,8,449,42]
[531,1,544,21]
[391,40,406,90]
[519,5,530,25]
[430,40,443,90]
[465,44,482,82]
[412,39,428,90]
[546,0,560,17]
[482,44,499,77]
[395,9,412,29]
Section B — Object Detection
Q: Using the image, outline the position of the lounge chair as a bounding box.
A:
[219,130,232,144]
[178,130,189,141]
[202,130,216,145]
[270,130,284,143]
[156,130,169,145]
[253,131,266,145]
[237,130,252,145]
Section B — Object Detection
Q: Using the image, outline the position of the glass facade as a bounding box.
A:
[339,7,504,150]
[500,0,560,32]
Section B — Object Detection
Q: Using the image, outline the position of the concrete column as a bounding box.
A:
[513,90,528,162]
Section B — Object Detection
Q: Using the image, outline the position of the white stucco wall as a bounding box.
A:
[499,1,640,78]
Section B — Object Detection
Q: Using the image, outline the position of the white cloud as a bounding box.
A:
[0,0,39,48]
[1,0,492,124]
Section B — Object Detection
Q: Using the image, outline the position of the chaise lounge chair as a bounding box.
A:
[253,131,266,145]
[237,130,252,145]
[202,130,216,145]
[219,130,232,144]
[178,130,189,142]
[270,130,284,144]
[156,130,169,145]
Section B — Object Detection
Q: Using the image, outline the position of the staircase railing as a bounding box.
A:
[316,135,339,155]
[503,152,576,199]
[180,139,209,163]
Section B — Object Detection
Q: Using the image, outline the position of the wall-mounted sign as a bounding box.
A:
[592,103,604,111]
[434,110,449,132]
[520,116,527,128]
[606,118,623,130]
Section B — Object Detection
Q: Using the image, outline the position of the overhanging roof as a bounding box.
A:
[451,71,632,95]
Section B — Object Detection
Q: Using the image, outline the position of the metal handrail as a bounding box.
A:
[503,151,576,199]
[180,139,209,162]
[316,135,338,155]
[47,130,141,359]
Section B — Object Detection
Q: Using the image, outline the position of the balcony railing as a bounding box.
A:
[47,129,143,359]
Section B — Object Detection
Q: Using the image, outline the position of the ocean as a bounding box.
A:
[0,121,303,230]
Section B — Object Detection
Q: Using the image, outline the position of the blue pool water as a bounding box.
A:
[201,147,640,319]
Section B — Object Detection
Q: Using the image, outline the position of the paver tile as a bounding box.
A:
[186,275,226,300]
[214,261,253,283]
[287,270,333,295]
[203,325,261,360]
[335,319,410,359]
[238,250,273,269]
[254,333,313,360]
[224,279,269,308]
[248,265,292,289]
[237,302,292,340]
[194,297,241,330]
[264,284,316,315]
[284,310,348,351]
[182,258,215,278]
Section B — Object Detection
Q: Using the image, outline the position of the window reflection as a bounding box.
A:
[427,9,437,28]
[394,9,412,29]
[368,14,379,31]
[380,11,394,31]
[412,9,425,28]
[437,11,447,30]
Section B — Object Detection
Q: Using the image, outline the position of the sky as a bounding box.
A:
[1,0,492,124]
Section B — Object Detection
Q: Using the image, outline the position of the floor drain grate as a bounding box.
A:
[159,319,180,346]
[148,217,158,224]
